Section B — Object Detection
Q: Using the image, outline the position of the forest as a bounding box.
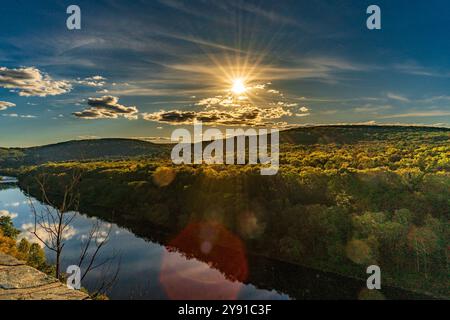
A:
[1,125,449,298]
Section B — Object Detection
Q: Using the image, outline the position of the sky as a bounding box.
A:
[1,0,450,147]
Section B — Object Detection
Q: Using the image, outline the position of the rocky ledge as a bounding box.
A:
[0,252,88,300]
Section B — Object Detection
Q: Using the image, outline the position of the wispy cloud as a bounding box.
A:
[379,110,450,119]
[394,62,450,78]
[159,55,372,91]
[2,113,37,118]
[106,56,367,98]
[233,1,300,26]
[387,93,410,102]
[419,95,450,103]
[354,104,392,113]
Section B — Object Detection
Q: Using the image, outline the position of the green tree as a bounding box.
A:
[27,243,47,270]
[0,216,20,239]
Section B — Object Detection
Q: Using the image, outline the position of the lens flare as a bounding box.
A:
[153,167,176,187]
[160,222,248,300]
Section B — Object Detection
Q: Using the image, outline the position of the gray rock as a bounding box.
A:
[0,252,89,300]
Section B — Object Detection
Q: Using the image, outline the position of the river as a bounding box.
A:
[0,178,430,300]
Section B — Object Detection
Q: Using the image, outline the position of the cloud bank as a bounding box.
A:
[0,101,15,111]
[73,95,139,119]
[143,105,292,126]
[0,66,71,97]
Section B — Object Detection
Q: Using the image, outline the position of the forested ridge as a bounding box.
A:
[0,138,170,168]
[3,126,449,298]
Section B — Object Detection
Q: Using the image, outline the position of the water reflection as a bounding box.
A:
[0,183,289,300]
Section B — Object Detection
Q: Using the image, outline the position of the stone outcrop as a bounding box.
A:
[0,252,88,300]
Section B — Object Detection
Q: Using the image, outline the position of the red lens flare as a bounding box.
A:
[160,222,248,300]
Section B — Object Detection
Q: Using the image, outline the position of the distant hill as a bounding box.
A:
[279,125,450,145]
[0,138,171,168]
[0,126,448,168]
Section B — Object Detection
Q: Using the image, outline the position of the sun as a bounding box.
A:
[231,78,247,95]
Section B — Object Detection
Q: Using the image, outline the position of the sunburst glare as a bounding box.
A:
[231,78,247,95]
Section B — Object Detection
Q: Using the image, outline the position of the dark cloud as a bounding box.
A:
[143,110,197,123]
[73,96,138,119]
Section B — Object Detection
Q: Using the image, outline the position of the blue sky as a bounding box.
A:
[1,0,449,147]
